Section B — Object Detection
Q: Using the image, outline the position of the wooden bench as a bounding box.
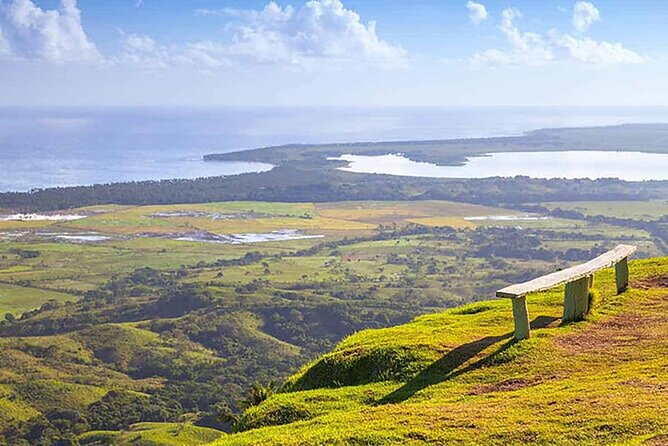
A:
[496,244,637,340]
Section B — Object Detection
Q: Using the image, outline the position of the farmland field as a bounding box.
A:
[0,200,662,314]
[0,284,77,316]
[542,200,668,220]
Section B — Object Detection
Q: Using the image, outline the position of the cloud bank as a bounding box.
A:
[0,0,404,70]
[123,0,406,71]
[0,0,99,62]
[222,0,406,66]
[471,2,645,66]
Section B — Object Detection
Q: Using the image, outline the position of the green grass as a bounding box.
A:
[14,379,107,413]
[1,200,654,304]
[0,283,77,316]
[209,258,668,446]
[80,422,224,445]
[0,388,40,426]
[542,200,668,221]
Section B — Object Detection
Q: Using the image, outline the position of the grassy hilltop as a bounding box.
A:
[209,257,668,446]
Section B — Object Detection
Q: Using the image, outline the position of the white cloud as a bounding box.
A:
[222,0,406,67]
[471,5,644,67]
[572,1,600,33]
[125,0,406,71]
[194,8,239,17]
[123,33,155,53]
[0,0,100,63]
[466,1,488,25]
[559,34,646,64]
[471,8,553,66]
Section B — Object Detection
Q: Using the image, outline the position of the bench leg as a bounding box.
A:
[563,276,590,322]
[511,297,531,340]
[615,257,629,294]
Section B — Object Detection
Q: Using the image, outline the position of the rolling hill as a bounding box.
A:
[208,257,668,445]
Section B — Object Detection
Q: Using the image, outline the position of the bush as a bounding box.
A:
[235,402,313,432]
[287,346,428,391]
[86,390,180,430]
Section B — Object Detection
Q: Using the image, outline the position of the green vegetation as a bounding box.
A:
[208,258,668,445]
[542,200,668,221]
[0,196,666,444]
[0,283,76,316]
[79,422,223,446]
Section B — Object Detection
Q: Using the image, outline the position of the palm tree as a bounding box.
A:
[239,380,277,410]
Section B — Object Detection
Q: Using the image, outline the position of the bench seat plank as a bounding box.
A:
[496,244,637,299]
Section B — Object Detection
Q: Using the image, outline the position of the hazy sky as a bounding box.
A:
[0,0,666,106]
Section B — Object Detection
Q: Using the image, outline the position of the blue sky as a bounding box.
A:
[0,0,666,106]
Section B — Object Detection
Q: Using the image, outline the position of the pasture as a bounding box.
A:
[542,200,668,221]
[0,199,662,317]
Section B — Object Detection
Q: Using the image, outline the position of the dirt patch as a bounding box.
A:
[467,378,535,395]
[644,434,668,446]
[555,313,657,353]
[555,286,668,355]
[621,378,668,392]
[633,275,668,289]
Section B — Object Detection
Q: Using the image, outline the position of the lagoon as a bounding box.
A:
[4,106,668,191]
[331,151,668,181]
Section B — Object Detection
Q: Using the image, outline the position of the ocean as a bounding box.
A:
[2,106,668,192]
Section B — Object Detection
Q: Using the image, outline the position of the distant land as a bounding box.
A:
[2,124,668,213]
[206,123,668,167]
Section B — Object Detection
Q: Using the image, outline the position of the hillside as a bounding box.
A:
[209,257,668,445]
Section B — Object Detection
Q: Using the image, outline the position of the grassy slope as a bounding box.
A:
[79,422,223,446]
[210,258,668,446]
[0,283,77,316]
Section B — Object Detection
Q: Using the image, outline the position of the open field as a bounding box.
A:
[0,199,663,314]
[0,283,77,316]
[543,200,668,221]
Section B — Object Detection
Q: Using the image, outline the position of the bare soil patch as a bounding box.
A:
[621,378,668,392]
[555,285,668,354]
[645,434,668,446]
[467,378,536,395]
[633,275,668,289]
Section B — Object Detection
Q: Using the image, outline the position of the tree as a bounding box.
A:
[239,381,277,411]
[4,313,15,323]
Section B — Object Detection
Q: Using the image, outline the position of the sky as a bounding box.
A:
[0,0,666,106]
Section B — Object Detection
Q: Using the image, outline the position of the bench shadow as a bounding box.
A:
[531,315,560,330]
[376,316,557,405]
